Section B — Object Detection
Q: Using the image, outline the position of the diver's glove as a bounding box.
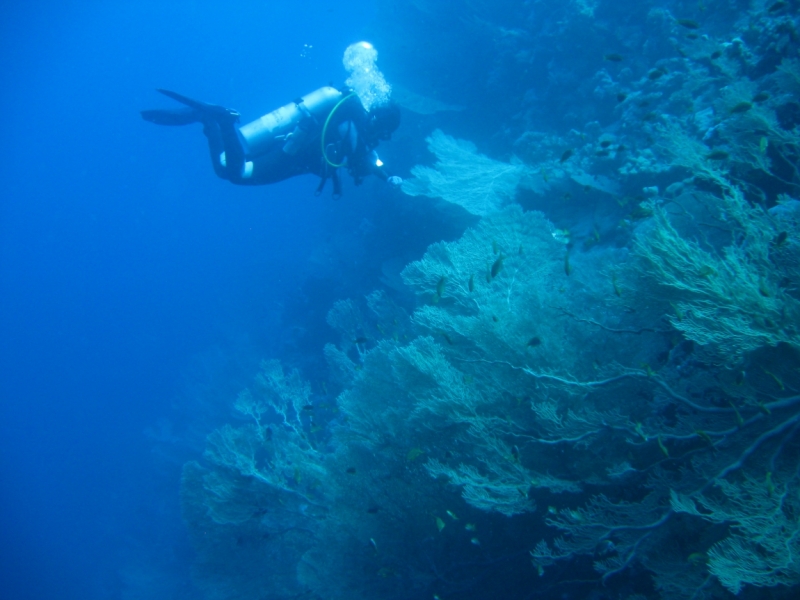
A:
[387,176,403,187]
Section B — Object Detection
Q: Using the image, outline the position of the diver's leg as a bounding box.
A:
[143,89,246,181]
[201,121,228,180]
[216,117,247,181]
[165,90,248,181]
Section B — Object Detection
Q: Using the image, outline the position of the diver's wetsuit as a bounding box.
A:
[143,89,395,196]
[209,94,390,193]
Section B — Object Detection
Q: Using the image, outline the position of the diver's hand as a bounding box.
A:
[387,176,403,187]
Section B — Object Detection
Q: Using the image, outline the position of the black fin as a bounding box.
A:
[140,107,200,126]
[156,89,240,123]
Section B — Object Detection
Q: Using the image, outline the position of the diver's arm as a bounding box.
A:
[337,120,402,186]
[365,150,402,186]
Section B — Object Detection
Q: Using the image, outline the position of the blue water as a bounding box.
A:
[0,2,376,597]
[3,1,800,599]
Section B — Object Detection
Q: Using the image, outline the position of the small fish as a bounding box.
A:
[753,91,769,103]
[552,228,570,243]
[511,445,520,462]
[583,185,591,193]
[612,273,621,297]
[407,448,425,461]
[695,429,714,445]
[734,370,745,385]
[441,332,453,345]
[657,435,669,457]
[353,337,369,345]
[526,336,542,348]
[560,149,574,163]
[670,302,684,321]
[687,552,707,566]
[710,50,721,59]
[541,167,549,182]
[769,1,788,13]
[436,275,446,297]
[485,269,491,283]
[773,231,787,245]
[677,18,700,29]
[302,404,315,411]
[597,540,616,556]
[698,265,715,277]
[562,192,572,201]
[491,255,504,279]
[596,149,610,157]
[765,471,775,495]
[492,315,499,323]
[630,204,653,220]
[346,467,356,474]
[616,92,628,103]
[492,239,499,254]
[647,68,665,80]
[759,278,772,297]
[564,252,572,276]
[762,368,785,391]
[465,523,477,532]
[446,510,459,520]
[617,144,626,152]
[599,140,612,148]
[470,537,481,546]
[685,32,699,40]
[728,401,744,426]
[706,149,729,160]
[369,538,378,552]
[760,136,769,155]
[367,506,380,514]
[730,101,752,114]
[518,244,524,256]
[603,53,624,62]
[468,274,474,291]
[436,516,446,532]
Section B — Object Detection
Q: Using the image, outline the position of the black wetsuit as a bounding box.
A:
[203,94,390,195]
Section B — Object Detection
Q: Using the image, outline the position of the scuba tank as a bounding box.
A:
[239,86,343,157]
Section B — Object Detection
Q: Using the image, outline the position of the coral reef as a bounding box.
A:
[179,2,800,598]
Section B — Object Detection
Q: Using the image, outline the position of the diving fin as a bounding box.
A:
[140,107,201,126]
[156,88,240,123]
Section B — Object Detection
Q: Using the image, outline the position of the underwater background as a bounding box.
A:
[1,1,800,599]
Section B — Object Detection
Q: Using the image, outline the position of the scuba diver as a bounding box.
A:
[141,85,402,197]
